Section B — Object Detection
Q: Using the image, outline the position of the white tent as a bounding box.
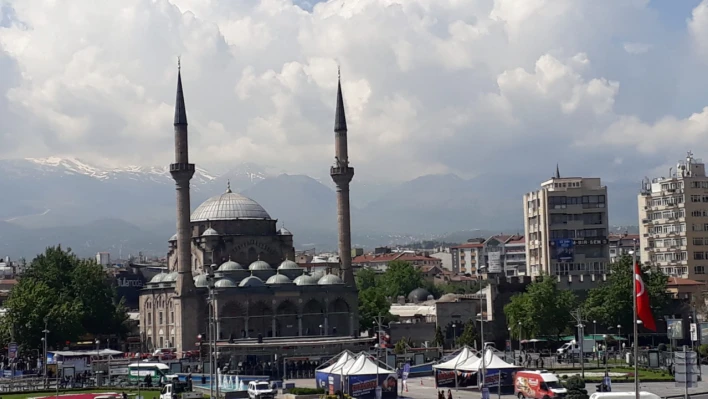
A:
[457,349,517,372]
[345,354,397,376]
[433,347,478,370]
[318,351,357,373]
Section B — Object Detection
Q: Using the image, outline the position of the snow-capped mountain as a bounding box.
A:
[22,157,239,185]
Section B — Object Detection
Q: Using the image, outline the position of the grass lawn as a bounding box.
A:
[554,367,673,382]
[0,388,161,399]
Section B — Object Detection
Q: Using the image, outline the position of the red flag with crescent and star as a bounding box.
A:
[634,261,656,331]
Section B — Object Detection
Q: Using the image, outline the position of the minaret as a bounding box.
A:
[330,69,355,286]
[170,59,198,352]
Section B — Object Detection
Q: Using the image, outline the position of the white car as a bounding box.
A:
[248,381,275,399]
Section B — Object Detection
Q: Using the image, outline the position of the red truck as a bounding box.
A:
[514,370,567,399]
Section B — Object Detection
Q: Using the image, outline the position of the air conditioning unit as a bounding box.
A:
[641,219,650,224]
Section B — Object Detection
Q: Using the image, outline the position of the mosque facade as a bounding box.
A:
[138,66,359,354]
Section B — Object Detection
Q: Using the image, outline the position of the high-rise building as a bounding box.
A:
[523,167,610,277]
[638,152,708,281]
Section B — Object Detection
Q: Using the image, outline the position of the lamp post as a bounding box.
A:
[95,339,101,386]
[507,327,512,361]
[452,324,457,349]
[518,321,522,353]
[106,338,111,386]
[594,320,598,367]
[207,265,216,399]
[603,335,608,373]
[42,316,49,388]
[319,324,324,336]
[477,313,486,390]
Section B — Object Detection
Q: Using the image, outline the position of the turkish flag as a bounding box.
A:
[634,261,657,331]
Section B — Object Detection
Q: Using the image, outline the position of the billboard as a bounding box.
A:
[487,252,502,273]
[348,373,398,399]
[667,319,683,340]
[554,239,574,262]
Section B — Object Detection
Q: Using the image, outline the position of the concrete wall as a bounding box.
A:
[389,322,436,346]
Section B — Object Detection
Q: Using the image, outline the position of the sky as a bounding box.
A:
[1,0,708,184]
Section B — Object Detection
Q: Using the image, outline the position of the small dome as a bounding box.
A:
[164,272,178,282]
[278,260,300,270]
[194,274,209,288]
[219,260,244,271]
[293,274,319,286]
[150,273,169,283]
[249,260,272,271]
[318,273,343,285]
[215,278,238,288]
[278,227,293,235]
[202,227,219,237]
[169,234,177,242]
[239,275,265,288]
[311,270,325,280]
[408,288,431,303]
[266,273,292,285]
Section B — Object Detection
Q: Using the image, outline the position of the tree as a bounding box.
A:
[504,275,577,340]
[3,246,128,350]
[377,261,423,298]
[356,267,378,291]
[456,321,479,348]
[394,338,408,354]
[358,287,394,332]
[583,255,669,329]
[434,326,445,348]
[564,376,589,399]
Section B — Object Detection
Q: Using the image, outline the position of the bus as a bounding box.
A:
[128,362,177,384]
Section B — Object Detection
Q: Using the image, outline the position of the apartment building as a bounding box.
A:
[449,235,526,276]
[638,152,708,282]
[609,234,641,263]
[523,170,610,277]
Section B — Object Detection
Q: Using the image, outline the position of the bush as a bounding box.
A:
[564,376,589,399]
[561,375,568,380]
[289,388,325,395]
[698,344,708,358]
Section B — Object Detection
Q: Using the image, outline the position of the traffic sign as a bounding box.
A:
[691,323,698,342]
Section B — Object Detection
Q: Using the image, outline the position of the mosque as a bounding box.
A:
[138,65,359,354]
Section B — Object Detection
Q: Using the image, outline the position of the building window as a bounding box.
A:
[159,337,164,348]
[159,312,163,324]
[696,266,705,275]
[170,312,174,324]
[695,252,705,260]
[694,237,704,246]
[147,313,152,325]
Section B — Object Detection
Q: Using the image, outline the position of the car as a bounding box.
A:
[248,380,275,399]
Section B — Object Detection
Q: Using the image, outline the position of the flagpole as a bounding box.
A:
[633,239,639,399]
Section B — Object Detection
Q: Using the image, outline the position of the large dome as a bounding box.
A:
[191,186,271,222]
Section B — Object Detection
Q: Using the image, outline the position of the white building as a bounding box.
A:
[96,252,111,266]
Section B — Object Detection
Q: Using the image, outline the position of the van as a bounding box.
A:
[515,370,567,399]
[589,393,661,399]
[128,362,177,384]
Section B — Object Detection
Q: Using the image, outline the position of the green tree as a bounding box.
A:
[434,326,445,348]
[3,246,128,350]
[394,338,408,354]
[377,261,423,298]
[356,267,378,291]
[456,321,479,348]
[564,376,589,399]
[583,255,669,329]
[358,287,394,332]
[504,275,577,339]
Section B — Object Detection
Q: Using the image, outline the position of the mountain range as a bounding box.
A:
[0,157,642,259]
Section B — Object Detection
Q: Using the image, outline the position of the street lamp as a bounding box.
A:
[593,320,598,367]
[319,324,324,336]
[602,335,608,372]
[617,325,622,342]
[477,313,487,390]
[42,316,49,388]
[453,323,458,347]
[518,321,522,352]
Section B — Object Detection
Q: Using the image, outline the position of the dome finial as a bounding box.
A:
[257,253,262,261]
[226,180,232,193]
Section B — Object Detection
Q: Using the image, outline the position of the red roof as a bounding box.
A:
[352,253,442,264]
[667,277,705,286]
[451,243,484,249]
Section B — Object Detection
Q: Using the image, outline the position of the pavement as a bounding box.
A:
[282,368,708,399]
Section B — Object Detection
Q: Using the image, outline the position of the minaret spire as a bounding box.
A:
[174,57,188,126]
[330,68,355,287]
[334,67,347,134]
[555,164,561,179]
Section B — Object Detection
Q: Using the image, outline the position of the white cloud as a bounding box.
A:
[0,0,706,184]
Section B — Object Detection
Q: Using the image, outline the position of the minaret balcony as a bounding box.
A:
[170,163,196,173]
[330,165,354,176]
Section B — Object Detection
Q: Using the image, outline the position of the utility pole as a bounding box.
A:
[373,314,384,399]
[570,308,587,379]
